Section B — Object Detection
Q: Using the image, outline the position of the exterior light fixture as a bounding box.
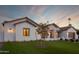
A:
[8,28,15,33]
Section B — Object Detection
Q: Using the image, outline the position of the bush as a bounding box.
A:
[65,39,68,41]
[60,38,62,40]
[76,39,79,42]
[70,39,74,42]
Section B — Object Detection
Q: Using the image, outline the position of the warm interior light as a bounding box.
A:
[23,28,30,36]
[8,28,15,33]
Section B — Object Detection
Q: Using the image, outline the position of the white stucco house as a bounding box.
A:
[0,17,78,42]
[45,23,61,40]
[2,17,40,42]
[60,24,78,40]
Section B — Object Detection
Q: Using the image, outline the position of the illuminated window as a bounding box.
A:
[23,28,30,36]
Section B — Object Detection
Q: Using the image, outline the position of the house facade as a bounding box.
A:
[0,17,78,42]
[2,17,40,42]
[45,23,60,40]
[60,24,78,40]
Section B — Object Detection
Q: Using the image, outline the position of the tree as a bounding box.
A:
[36,23,49,40]
[36,23,49,48]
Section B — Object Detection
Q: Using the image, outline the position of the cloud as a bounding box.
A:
[0,5,79,29]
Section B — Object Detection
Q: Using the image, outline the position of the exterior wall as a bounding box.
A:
[15,22,37,41]
[3,21,78,42]
[48,25,60,31]
[60,31,67,40]
[0,24,4,42]
[35,33,41,40]
[4,23,15,42]
[45,31,60,41]
[45,25,60,40]
[67,28,78,39]
[60,28,78,40]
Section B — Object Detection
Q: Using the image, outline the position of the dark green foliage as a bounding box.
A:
[60,38,62,40]
[76,39,79,42]
[65,39,68,41]
[70,39,74,42]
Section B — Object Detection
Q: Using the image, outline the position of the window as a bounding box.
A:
[23,28,30,36]
[68,32,75,39]
[41,31,48,38]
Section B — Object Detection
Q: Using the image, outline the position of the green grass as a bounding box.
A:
[0,40,79,54]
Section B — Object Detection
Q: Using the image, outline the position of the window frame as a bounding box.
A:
[23,28,30,36]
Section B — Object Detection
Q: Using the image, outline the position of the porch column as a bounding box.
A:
[47,32,50,40]
[66,32,69,40]
[53,30,56,40]
[75,32,78,39]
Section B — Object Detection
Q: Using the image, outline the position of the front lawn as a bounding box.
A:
[0,40,79,54]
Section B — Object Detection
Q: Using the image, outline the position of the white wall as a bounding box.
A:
[60,31,67,40]
[60,28,78,40]
[48,25,60,31]
[4,23,15,42]
[16,22,37,41]
[47,25,60,40]
[67,28,78,39]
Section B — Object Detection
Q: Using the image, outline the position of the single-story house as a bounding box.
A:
[60,24,78,40]
[0,17,78,42]
[2,17,40,42]
[45,23,61,40]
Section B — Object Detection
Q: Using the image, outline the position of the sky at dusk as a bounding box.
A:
[0,5,79,29]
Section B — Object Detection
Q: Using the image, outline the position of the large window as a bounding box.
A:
[68,32,75,39]
[23,28,30,36]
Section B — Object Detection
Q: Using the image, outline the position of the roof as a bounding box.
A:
[46,23,60,28]
[2,17,39,27]
[60,24,77,31]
